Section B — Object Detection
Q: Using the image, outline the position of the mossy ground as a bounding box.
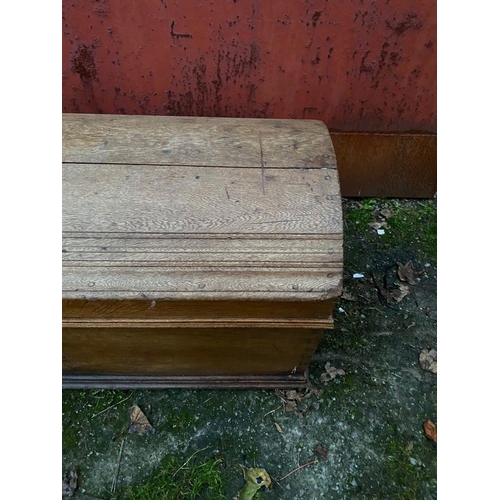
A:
[63,199,437,500]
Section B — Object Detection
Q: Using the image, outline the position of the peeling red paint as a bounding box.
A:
[62,0,436,133]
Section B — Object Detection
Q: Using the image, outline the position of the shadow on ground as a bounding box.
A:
[63,198,437,500]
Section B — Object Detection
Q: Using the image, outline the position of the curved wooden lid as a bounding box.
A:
[62,114,343,301]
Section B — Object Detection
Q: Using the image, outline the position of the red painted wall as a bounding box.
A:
[62,0,436,133]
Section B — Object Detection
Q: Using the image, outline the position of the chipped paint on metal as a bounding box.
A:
[62,0,436,132]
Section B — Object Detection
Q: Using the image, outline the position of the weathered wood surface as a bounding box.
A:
[63,114,336,168]
[63,164,341,234]
[62,114,343,387]
[62,115,343,302]
[63,266,341,301]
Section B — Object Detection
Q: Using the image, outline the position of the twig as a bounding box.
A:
[263,406,281,418]
[270,474,284,490]
[172,445,210,478]
[92,391,135,419]
[111,439,125,493]
[279,460,319,481]
[112,423,132,441]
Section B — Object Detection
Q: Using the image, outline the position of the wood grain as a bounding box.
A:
[62,266,341,301]
[63,114,336,169]
[63,163,341,235]
[62,114,343,387]
[63,299,334,321]
[62,327,324,377]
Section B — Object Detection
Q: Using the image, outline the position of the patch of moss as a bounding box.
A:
[163,408,197,435]
[375,431,437,500]
[110,455,226,500]
[344,199,376,235]
[63,390,136,461]
[342,199,437,270]
[383,200,437,264]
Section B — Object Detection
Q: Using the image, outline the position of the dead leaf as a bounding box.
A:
[419,349,437,374]
[286,390,300,401]
[423,420,437,442]
[383,282,411,304]
[129,404,155,436]
[405,441,414,451]
[380,208,393,219]
[313,444,328,461]
[275,385,323,417]
[274,422,283,433]
[62,471,78,500]
[320,362,346,385]
[369,221,388,231]
[394,283,410,302]
[308,386,324,398]
[397,261,422,285]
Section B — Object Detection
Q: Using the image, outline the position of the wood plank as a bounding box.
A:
[62,374,309,389]
[62,299,334,321]
[63,232,343,241]
[62,235,342,259]
[63,258,341,268]
[62,164,341,235]
[63,290,339,301]
[62,327,323,376]
[63,114,336,169]
[62,266,342,301]
[63,318,331,328]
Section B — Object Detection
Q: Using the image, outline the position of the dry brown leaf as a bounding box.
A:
[405,441,414,452]
[393,283,411,303]
[275,386,323,416]
[62,471,78,500]
[380,208,393,219]
[419,349,437,374]
[423,420,437,442]
[274,422,283,433]
[308,386,324,398]
[129,404,155,436]
[313,444,329,461]
[397,261,422,285]
[369,221,388,230]
[320,363,346,385]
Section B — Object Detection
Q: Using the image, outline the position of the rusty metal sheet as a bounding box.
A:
[62,0,436,133]
[331,132,436,197]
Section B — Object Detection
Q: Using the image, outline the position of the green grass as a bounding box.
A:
[110,455,226,500]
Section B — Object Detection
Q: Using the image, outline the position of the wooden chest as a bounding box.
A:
[62,114,343,388]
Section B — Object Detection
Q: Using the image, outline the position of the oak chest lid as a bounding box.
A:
[62,114,343,301]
